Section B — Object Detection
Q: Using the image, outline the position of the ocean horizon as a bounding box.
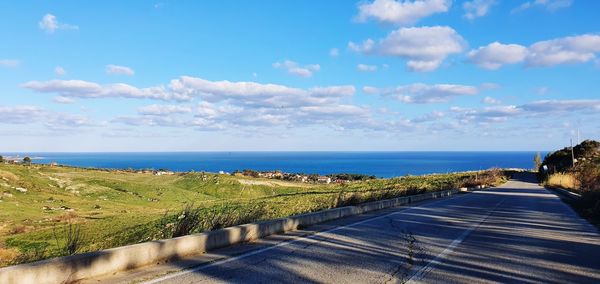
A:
[3,151,547,178]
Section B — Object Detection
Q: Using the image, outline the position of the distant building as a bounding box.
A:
[317,176,331,184]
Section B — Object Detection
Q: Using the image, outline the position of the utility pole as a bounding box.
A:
[571,138,576,167]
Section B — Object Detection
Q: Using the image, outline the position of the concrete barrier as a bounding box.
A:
[0,189,459,284]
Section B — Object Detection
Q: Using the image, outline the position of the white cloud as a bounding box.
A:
[463,0,496,20]
[22,76,440,133]
[349,26,466,72]
[520,100,600,113]
[526,34,600,67]
[22,80,178,101]
[450,99,600,125]
[469,34,600,69]
[357,64,378,72]
[54,66,66,76]
[482,96,501,104]
[329,48,340,57]
[106,64,135,76]
[0,105,93,130]
[411,111,445,122]
[468,42,528,70]
[0,59,20,68]
[369,83,480,103]
[23,77,355,107]
[170,76,354,108]
[356,0,451,26]
[39,14,78,33]
[53,96,75,104]
[0,105,45,124]
[272,60,320,77]
[138,104,192,116]
[452,105,521,123]
[513,0,573,13]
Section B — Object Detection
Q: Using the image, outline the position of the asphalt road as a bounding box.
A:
[91,173,600,284]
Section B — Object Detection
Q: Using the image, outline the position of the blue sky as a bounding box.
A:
[1,0,599,151]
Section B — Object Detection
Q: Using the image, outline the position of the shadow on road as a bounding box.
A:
[133,180,600,284]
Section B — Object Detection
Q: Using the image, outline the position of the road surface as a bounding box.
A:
[89,173,600,284]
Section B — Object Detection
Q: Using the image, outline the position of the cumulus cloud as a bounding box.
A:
[53,96,75,104]
[22,79,178,101]
[349,26,466,72]
[137,104,192,115]
[170,76,354,107]
[482,96,501,104]
[0,105,45,124]
[468,42,528,69]
[469,34,600,69]
[411,111,445,123]
[463,0,496,20]
[22,76,355,107]
[450,99,600,125]
[452,105,521,123]
[39,14,78,33]
[106,64,135,76]
[356,0,451,26]
[0,105,93,130]
[0,59,20,68]
[513,0,573,13]
[526,34,600,67]
[520,100,600,113]
[367,83,479,103]
[272,60,320,77]
[357,64,378,72]
[21,76,427,133]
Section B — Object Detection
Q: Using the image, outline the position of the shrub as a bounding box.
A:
[53,223,84,255]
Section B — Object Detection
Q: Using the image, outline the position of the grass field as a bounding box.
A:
[0,163,508,267]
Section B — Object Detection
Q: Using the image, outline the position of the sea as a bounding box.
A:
[3,152,546,178]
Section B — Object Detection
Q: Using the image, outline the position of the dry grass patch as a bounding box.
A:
[546,173,579,191]
[0,244,20,266]
[0,170,19,182]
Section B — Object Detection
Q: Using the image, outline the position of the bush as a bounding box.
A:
[574,161,600,221]
[53,223,84,255]
[156,202,269,239]
[576,163,600,192]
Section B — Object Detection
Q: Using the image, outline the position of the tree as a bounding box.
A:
[0,155,4,163]
[23,156,31,165]
[533,152,542,171]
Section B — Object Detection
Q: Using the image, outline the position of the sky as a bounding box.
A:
[1,0,599,152]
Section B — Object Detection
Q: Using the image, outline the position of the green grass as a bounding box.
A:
[0,164,508,266]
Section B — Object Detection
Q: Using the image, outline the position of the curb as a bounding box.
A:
[546,186,581,201]
[0,189,459,284]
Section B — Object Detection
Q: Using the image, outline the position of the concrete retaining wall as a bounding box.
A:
[0,189,459,284]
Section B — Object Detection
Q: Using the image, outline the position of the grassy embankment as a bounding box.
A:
[539,140,600,225]
[545,173,579,192]
[0,163,508,267]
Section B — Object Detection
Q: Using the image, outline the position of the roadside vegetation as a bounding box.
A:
[0,163,510,267]
[539,140,600,224]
